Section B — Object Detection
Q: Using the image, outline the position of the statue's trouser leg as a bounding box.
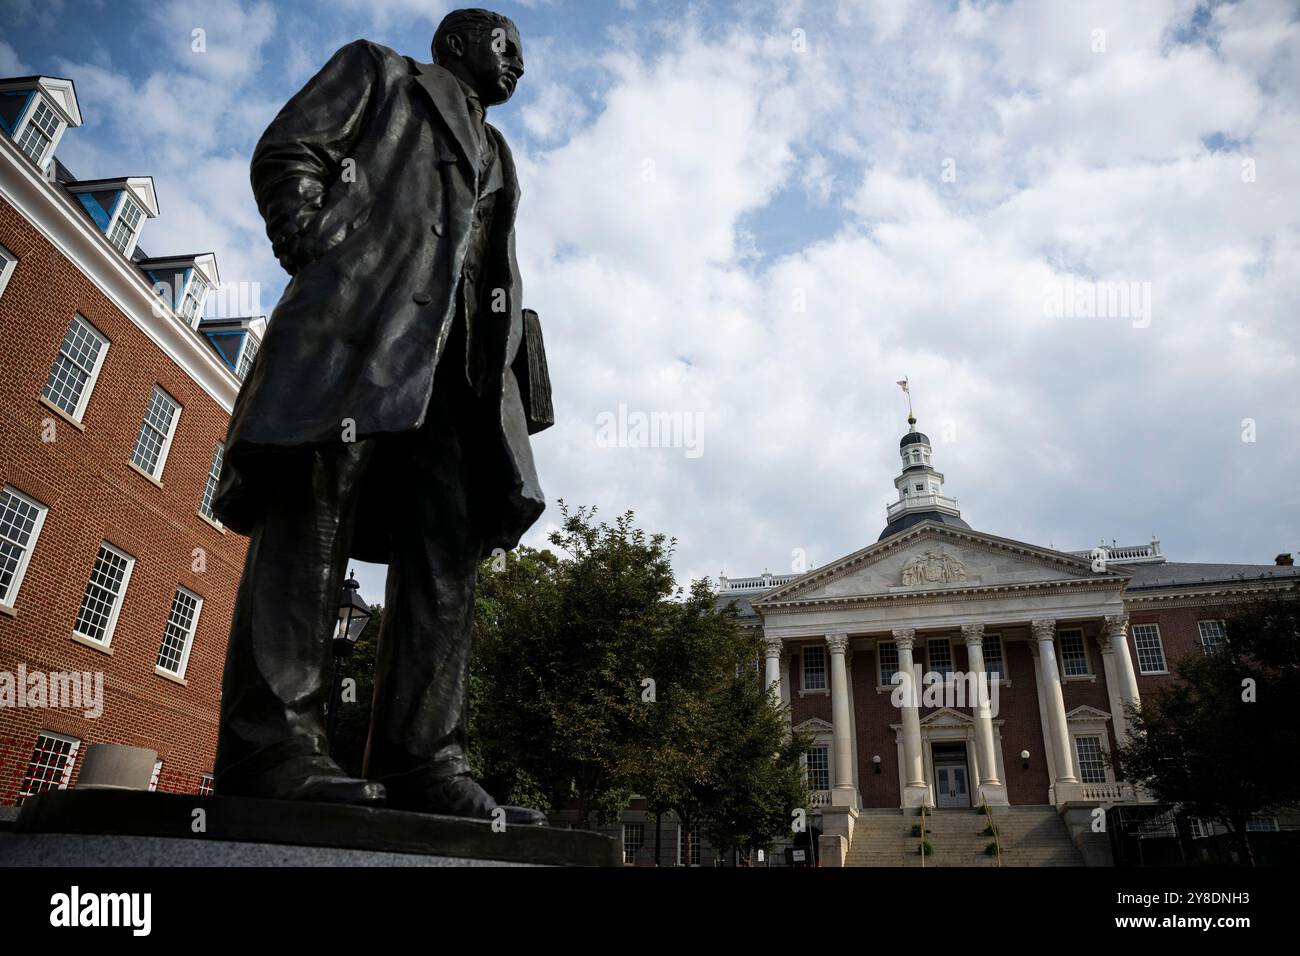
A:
[214,441,373,788]
[363,370,484,783]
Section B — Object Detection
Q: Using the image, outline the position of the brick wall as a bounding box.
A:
[0,195,245,802]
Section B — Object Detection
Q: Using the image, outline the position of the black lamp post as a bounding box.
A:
[326,569,373,747]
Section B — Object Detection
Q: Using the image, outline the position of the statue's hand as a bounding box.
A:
[270,201,324,275]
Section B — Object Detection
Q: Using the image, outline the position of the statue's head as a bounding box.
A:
[433,8,524,106]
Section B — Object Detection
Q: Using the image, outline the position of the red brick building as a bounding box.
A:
[0,75,262,802]
[682,414,1300,866]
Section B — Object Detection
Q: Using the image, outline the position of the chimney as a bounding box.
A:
[1276,553,1294,566]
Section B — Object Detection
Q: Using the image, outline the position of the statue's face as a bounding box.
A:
[452,22,525,106]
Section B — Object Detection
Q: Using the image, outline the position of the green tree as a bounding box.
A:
[1115,590,1299,865]
[699,671,809,865]
[633,581,809,865]
[471,503,673,826]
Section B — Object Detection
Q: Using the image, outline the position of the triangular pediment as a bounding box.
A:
[919,707,975,728]
[1066,705,1112,722]
[753,522,1127,608]
[792,718,834,735]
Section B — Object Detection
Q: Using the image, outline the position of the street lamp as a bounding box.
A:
[326,570,373,747]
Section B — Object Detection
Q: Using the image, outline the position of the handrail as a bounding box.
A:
[919,805,927,868]
[984,803,1003,867]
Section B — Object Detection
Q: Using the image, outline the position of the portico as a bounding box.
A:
[754,520,1138,811]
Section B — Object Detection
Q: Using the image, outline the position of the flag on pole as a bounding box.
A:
[896,379,909,393]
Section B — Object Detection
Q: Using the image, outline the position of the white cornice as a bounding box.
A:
[754,522,1128,610]
[0,135,239,412]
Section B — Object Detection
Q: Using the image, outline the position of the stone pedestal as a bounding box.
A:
[8,789,620,867]
[76,744,158,790]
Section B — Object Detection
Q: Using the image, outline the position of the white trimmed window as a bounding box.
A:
[622,823,644,864]
[177,274,209,327]
[1058,629,1089,676]
[73,542,135,646]
[1074,735,1107,784]
[156,586,202,678]
[42,314,109,421]
[236,336,260,381]
[19,731,81,803]
[801,645,826,691]
[1131,623,1167,674]
[0,242,17,298]
[877,641,899,686]
[1198,620,1226,654]
[805,744,830,791]
[927,637,953,676]
[0,486,49,608]
[983,634,1006,680]
[679,823,701,866]
[198,773,214,796]
[130,385,181,478]
[15,98,61,167]
[199,443,224,522]
[106,194,145,255]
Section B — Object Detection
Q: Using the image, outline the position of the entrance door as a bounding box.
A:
[935,765,970,808]
[932,743,971,808]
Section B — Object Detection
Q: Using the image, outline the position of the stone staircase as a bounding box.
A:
[845,806,1084,867]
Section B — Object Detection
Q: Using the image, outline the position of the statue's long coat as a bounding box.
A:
[213,40,544,560]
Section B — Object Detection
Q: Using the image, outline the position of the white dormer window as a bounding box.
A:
[106,196,145,255]
[178,275,209,326]
[15,98,61,168]
[236,336,260,381]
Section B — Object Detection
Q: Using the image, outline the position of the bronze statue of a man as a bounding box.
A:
[210,8,550,825]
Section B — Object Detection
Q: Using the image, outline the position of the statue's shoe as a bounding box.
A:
[383,772,547,826]
[217,755,386,806]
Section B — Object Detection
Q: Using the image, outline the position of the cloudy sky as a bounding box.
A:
[7,0,1299,602]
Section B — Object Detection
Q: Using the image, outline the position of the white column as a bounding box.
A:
[763,637,783,699]
[1098,614,1141,745]
[893,628,931,807]
[1106,614,1141,708]
[962,623,1008,806]
[1031,619,1078,792]
[826,633,857,807]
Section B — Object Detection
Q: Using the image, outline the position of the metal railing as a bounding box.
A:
[983,803,1003,867]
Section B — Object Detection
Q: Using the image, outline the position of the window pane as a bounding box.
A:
[107,196,143,253]
[74,544,132,643]
[236,336,260,381]
[878,641,899,686]
[131,387,180,476]
[982,635,1005,679]
[199,443,224,520]
[1059,631,1088,676]
[1075,735,1106,784]
[16,100,58,164]
[1198,620,1226,654]
[19,732,81,803]
[42,315,107,418]
[805,745,830,791]
[0,487,45,605]
[1132,624,1166,673]
[622,823,644,864]
[928,638,953,675]
[157,587,201,675]
[802,645,826,690]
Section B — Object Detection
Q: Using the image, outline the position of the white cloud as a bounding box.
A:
[22,0,1300,601]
